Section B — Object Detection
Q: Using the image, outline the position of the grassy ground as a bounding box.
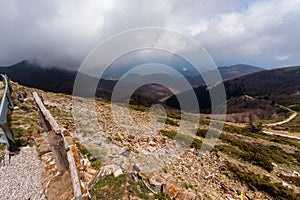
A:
[272,114,300,133]
[217,124,300,199]
[8,83,42,146]
[159,121,300,199]
[0,143,5,162]
[90,174,170,200]
[227,162,299,200]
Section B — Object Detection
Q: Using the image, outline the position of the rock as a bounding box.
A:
[163,184,184,199]
[272,162,278,167]
[130,173,139,182]
[293,171,300,176]
[146,146,156,152]
[113,168,123,177]
[204,173,215,179]
[128,135,135,140]
[149,176,165,186]
[149,179,160,186]
[98,164,123,178]
[86,168,97,175]
[149,141,156,146]
[36,145,51,156]
[155,185,162,192]
[282,181,289,187]
[120,149,131,157]
[138,171,154,180]
[132,164,141,173]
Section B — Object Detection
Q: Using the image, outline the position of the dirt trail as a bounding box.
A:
[265,104,298,126]
[261,104,300,140]
[262,130,300,141]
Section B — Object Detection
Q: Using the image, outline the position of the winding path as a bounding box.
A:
[264,104,298,126]
[262,131,300,141]
[263,104,300,141]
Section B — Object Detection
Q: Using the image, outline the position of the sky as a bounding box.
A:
[0,0,300,69]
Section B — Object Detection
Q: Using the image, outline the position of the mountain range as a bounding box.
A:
[0,60,264,102]
[166,65,300,113]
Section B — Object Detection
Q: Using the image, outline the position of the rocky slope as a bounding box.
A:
[1,81,299,199]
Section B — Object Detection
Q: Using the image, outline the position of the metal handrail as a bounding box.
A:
[0,74,18,151]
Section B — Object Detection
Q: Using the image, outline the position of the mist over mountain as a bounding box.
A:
[166,65,300,113]
[0,60,116,99]
[188,64,264,87]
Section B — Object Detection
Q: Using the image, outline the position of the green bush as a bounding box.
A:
[196,129,220,139]
[240,152,273,172]
[196,129,207,138]
[0,143,5,150]
[246,121,262,133]
[160,130,203,150]
[167,111,181,119]
[165,118,179,127]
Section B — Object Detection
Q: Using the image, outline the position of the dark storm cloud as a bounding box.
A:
[0,0,299,68]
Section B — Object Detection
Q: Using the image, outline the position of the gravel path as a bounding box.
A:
[0,146,45,200]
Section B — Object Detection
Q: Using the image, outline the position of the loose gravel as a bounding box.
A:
[0,146,45,200]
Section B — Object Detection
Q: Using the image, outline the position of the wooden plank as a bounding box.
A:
[33,92,83,200]
[66,144,83,200]
[32,92,61,133]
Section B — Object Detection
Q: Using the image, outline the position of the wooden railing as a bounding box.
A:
[33,92,83,200]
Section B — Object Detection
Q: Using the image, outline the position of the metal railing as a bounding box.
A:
[0,74,18,151]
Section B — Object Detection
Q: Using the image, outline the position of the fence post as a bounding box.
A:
[33,92,82,199]
[47,130,69,171]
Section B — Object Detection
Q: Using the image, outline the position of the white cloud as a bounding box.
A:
[276,54,292,61]
[218,13,245,36]
[187,21,209,36]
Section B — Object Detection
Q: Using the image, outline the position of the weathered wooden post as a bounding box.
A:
[47,130,69,171]
[33,92,82,200]
[33,92,69,171]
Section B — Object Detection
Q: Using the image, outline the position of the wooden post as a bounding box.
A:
[47,130,69,171]
[66,143,83,200]
[33,92,83,200]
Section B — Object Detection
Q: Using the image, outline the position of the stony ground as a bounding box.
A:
[0,146,45,200]
[4,81,300,199]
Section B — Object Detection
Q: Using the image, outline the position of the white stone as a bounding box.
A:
[113,168,123,177]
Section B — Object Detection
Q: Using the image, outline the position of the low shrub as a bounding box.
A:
[228,163,299,200]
